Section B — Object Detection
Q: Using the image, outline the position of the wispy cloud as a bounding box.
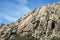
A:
[0,0,31,24]
[3,15,17,22]
[0,13,17,22]
[18,0,28,4]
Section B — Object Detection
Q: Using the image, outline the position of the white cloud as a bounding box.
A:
[0,0,31,24]
[4,15,17,22]
[0,13,17,22]
[16,5,31,17]
[18,0,28,4]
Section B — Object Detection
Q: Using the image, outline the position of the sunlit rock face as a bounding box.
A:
[1,2,60,40]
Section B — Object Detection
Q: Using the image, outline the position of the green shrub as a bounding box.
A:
[51,36,60,40]
[12,34,39,40]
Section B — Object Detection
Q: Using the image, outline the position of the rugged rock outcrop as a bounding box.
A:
[0,2,60,40]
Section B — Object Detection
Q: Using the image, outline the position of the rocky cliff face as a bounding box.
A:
[0,2,60,40]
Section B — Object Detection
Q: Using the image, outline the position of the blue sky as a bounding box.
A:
[0,0,60,24]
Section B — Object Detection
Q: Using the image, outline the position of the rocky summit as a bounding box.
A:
[1,2,60,40]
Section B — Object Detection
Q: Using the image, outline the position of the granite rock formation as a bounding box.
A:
[0,2,60,40]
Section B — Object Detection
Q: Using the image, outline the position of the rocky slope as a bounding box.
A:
[0,2,60,40]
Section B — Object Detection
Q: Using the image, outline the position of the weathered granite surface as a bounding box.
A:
[0,2,60,40]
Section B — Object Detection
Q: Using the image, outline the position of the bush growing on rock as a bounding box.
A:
[51,36,60,40]
[11,34,39,40]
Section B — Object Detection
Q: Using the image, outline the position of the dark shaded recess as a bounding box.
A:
[46,19,49,30]
[5,31,17,40]
[1,33,4,35]
[33,20,40,30]
[11,32,17,35]
[43,32,46,35]
[32,9,36,13]
[7,24,9,26]
[23,30,31,32]
[39,32,43,36]
[20,30,23,33]
[17,20,20,23]
[51,21,55,30]
[51,11,54,13]
[40,24,43,26]
[5,33,12,40]
[59,17,60,19]
[55,9,58,14]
